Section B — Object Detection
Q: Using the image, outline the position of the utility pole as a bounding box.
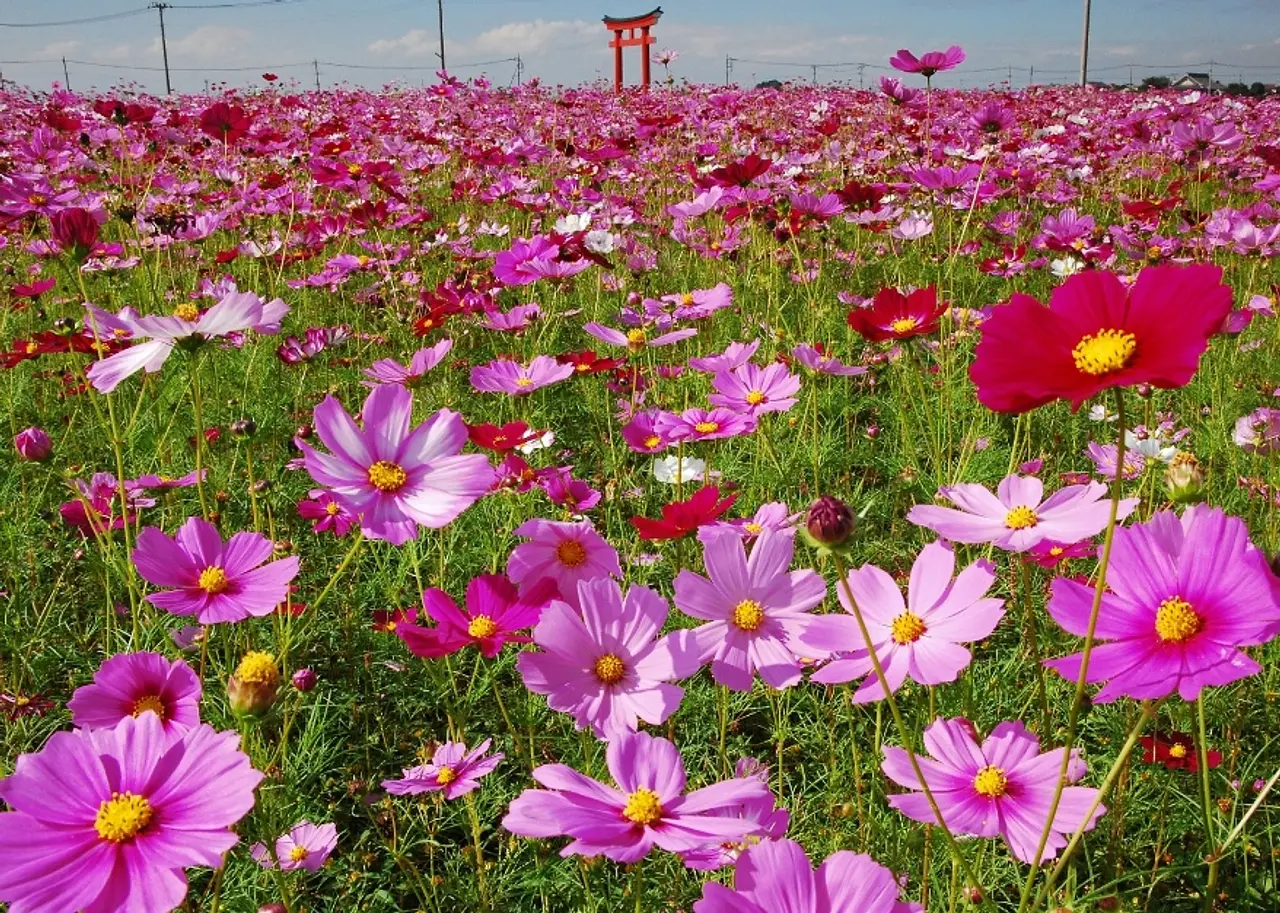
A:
[313,59,321,90]
[150,3,173,94]
[1029,65,1034,85]
[1079,0,1091,86]
[725,55,730,86]
[811,64,817,86]
[515,54,523,85]
[858,63,865,89]
[62,57,71,89]
[436,0,446,72]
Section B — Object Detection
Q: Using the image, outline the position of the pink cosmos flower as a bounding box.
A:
[518,577,701,740]
[709,363,801,415]
[68,651,202,736]
[506,518,622,608]
[700,501,800,544]
[791,344,867,377]
[798,541,1004,702]
[251,821,338,871]
[883,717,1103,863]
[1045,506,1280,702]
[889,45,966,77]
[906,474,1136,553]
[383,739,504,800]
[0,713,262,913]
[470,355,575,395]
[133,516,299,624]
[679,758,790,871]
[84,292,288,394]
[297,490,357,536]
[688,339,759,374]
[295,385,494,545]
[502,729,772,862]
[659,283,734,319]
[397,574,556,659]
[621,410,672,453]
[538,466,602,511]
[362,338,453,387]
[673,528,827,691]
[481,303,541,332]
[693,838,921,913]
[1233,407,1280,454]
[656,407,758,442]
[585,321,697,353]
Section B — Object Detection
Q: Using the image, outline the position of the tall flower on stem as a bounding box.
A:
[890,46,966,78]
[295,385,494,545]
[251,821,338,871]
[383,739,503,800]
[501,729,772,862]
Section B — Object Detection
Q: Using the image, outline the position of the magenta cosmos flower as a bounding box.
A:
[889,45,966,77]
[363,338,453,388]
[585,321,697,353]
[883,717,1103,863]
[251,821,338,871]
[470,355,574,395]
[693,838,921,913]
[397,574,556,659]
[689,339,759,373]
[674,528,827,691]
[679,758,790,871]
[709,363,801,415]
[518,577,700,740]
[906,474,1136,553]
[295,384,494,545]
[297,490,357,536]
[506,518,622,608]
[133,516,299,624]
[502,729,772,862]
[656,406,758,442]
[383,738,504,801]
[0,713,262,913]
[68,651,202,736]
[1045,506,1280,702]
[799,541,1004,702]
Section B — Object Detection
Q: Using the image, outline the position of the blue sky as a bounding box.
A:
[3,0,1279,94]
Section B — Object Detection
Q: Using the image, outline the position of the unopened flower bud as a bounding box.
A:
[966,886,984,904]
[249,479,273,495]
[259,905,287,913]
[14,427,52,462]
[806,495,855,547]
[230,418,257,438]
[291,667,317,692]
[1135,382,1153,399]
[227,650,279,716]
[1165,452,1205,505]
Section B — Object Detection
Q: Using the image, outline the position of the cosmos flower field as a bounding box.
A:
[4,57,1280,912]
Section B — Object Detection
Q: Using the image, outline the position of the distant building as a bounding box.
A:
[1172,72,1226,93]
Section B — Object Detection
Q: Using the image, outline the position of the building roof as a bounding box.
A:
[602,7,663,26]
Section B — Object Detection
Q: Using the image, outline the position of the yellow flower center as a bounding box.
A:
[556,539,588,568]
[890,317,919,334]
[593,653,626,684]
[1155,597,1203,643]
[890,611,927,645]
[198,566,230,594]
[235,650,279,685]
[367,460,408,493]
[745,390,767,406]
[744,522,763,534]
[287,845,310,862]
[29,193,47,205]
[357,254,371,267]
[325,501,341,516]
[515,377,534,387]
[94,792,154,843]
[643,435,662,449]
[1004,506,1039,530]
[1146,245,1164,260]
[347,163,363,177]
[621,787,663,826]
[1049,546,1065,556]
[1072,329,1137,376]
[436,766,457,785]
[694,421,720,434]
[24,341,39,354]
[973,765,1008,798]
[173,303,200,321]
[468,615,498,639]
[626,328,647,345]
[1168,743,1188,759]
[680,293,695,306]
[131,694,167,720]
[732,599,766,632]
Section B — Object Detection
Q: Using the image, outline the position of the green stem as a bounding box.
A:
[188,355,210,520]
[1017,388,1128,911]
[1198,696,1219,912]
[465,793,492,910]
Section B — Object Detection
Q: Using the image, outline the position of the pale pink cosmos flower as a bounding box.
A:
[906,474,1137,553]
[251,821,338,872]
[506,518,622,608]
[655,407,758,442]
[688,339,759,374]
[362,338,453,387]
[792,344,867,377]
[383,739,503,800]
[585,321,697,353]
[709,363,801,415]
[470,355,574,395]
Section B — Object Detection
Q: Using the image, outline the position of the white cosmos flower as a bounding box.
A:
[1050,257,1085,279]
[584,230,616,254]
[554,213,592,233]
[1089,403,1119,423]
[652,455,706,484]
[517,430,556,455]
[1124,430,1177,463]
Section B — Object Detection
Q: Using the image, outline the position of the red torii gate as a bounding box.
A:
[602,7,662,92]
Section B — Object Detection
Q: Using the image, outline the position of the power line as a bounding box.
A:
[0,9,151,28]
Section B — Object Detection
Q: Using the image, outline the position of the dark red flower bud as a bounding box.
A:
[291,668,317,692]
[806,495,854,547]
[49,207,101,260]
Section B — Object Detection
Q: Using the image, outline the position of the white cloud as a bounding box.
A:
[38,40,81,58]
[367,28,438,59]
[149,25,254,64]
[469,19,596,56]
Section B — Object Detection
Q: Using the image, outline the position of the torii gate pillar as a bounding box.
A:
[602,7,663,92]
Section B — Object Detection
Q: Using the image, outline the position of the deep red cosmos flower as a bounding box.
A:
[199,102,252,144]
[847,286,947,342]
[1141,731,1221,772]
[372,607,417,633]
[556,349,625,375]
[705,154,772,189]
[629,485,737,541]
[467,421,538,453]
[970,264,1233,414]
[49,208,101,260]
